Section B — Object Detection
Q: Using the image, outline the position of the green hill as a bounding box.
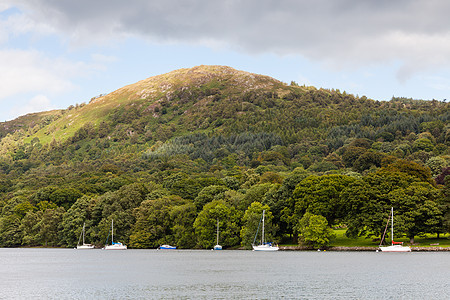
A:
[0,65,448,249]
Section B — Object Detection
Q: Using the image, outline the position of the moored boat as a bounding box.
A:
[213,219,222,250]
[379,207,411,253]
[103,219,127,250]
[159,244,176,250]
[76,223,95,250]
[252,210,279,251]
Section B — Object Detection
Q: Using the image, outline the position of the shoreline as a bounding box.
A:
[280,246,450,251]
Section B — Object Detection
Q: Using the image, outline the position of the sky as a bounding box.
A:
[1,0,450,121]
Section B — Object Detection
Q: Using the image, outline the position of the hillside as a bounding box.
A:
[0,65,448,249]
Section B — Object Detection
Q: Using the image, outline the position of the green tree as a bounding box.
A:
[239,183,274,211]
[295,212,335,248]
[0,214,22,247]
[129,196,185,248]
[20,211,42,246]
[390,182,442,243]
[49,188,83,210]
[342,146,367,168]
[170,202,197,248]
[293,174,356,226]
[60,196,94,247]
[37,207,65,246]
[194,200,240,249]
[240,202,276,249]
[194,185,229,210]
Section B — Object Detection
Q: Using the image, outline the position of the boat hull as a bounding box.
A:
[252,244,279,251]
[213,245,222,250]
[76,244,95,250]
[103,243,127,250]
[159,245,176,250]
[379,245,411,252]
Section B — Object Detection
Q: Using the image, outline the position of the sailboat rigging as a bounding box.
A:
[213,219,222,250]
[76,222,94,249]
[252,210,278,251]
[378,207,411,252]
[103,219,127,250]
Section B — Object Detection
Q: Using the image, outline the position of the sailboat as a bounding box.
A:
[252,210,279,251]
[213,219,222,250]
[158,245,176,249]
[76,222,94,249]
[103,219,127,250]
[379,207,411,252]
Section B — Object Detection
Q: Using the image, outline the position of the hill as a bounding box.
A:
[0,65,448,249]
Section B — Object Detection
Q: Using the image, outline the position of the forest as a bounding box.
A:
[0,65,448,249]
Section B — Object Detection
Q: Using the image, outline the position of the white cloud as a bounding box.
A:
[0,49,83,100]
[0,3,12,12]
[0,6,56,45]
[7,0,450,80]
[9,95,55,119]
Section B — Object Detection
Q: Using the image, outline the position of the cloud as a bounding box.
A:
[13,95,55,115]
[0,5,56,45]
[6,0,450,80]
[9,94,55,118]
[0,49,87,101]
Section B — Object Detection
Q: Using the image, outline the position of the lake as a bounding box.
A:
[0,248,449,299]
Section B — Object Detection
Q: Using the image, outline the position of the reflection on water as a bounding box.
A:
[0,249,449,299]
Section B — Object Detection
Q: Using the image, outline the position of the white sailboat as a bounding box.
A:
[103,219,127,250]
[379,207,411,252]
[213,219,222,250]
[76,222,94,249]
[252,210,279,251]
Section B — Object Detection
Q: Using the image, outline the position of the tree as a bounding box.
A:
[129,196,186,248]
[37,207,65,246]
[194,200,240,249]
[0,214,22,247]
[20,211,42,246]
[381,159,433,184]
[340,179,384,238]
[295,212,335,248]
[353,151,383,173]
[170,202,197,248]
[426,156,448,177]
[389,182,442,243]
[194,185,229,210]
[49,188,83,210]
[293,174,356,226]
[240,202,276,249]
[239,183,274,211]
[342,146,367,168]
[60,196,94,247]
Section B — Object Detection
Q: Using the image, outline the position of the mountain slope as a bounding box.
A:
[0,65,448,249]
[20,65,285,144]
[1,65,448,169]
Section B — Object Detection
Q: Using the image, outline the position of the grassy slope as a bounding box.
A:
[330,229,450,248]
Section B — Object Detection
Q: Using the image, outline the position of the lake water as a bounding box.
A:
[0,248,449,299]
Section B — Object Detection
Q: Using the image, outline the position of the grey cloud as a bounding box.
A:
[11,0,450,78]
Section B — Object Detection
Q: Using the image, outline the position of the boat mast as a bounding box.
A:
[262,210,265,245]
[216,219,219,245]
[391,207,394,246]
[82,223,85,245]
[111,219,114,244]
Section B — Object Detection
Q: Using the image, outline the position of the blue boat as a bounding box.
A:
[159,244,176,250]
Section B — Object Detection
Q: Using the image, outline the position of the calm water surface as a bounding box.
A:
[0,248,449,299]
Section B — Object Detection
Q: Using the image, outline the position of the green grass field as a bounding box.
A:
[330,229,450,248]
